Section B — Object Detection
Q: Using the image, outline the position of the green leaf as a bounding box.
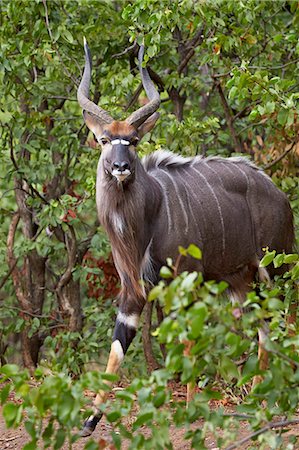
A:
[277,109,288,126]
[219,356,239,381]
[283,254,298,264]
[267,298,284,310]
[54,428,66,450]
[160,266,173,279]
[178,245,187,256]
[273,253,285,268]
[0,110,13,123]
[63,30,75,44]
[1,364,20,377]
[260,251,276,267]
[148,285,163,301]
[3,402,19,427]
[181,272,198,290]
[84,441,100,450]
[1,384,11,405]
[25,421,37,440]
[190,304,207,339]
[153,390,166,408]
[187,244,202,260]
[23,442,38,450]
[291,262,299,280]
[133,411,153,430]
[57,393,74,421]
[106,410,121,423]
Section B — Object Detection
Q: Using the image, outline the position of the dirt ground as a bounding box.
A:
[0,383,298,450]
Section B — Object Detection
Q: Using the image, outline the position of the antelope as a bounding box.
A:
[77,39,294,436]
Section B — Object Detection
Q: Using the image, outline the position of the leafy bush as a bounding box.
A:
[1,251,298,449]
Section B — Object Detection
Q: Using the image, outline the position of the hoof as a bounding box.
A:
[80,414,102,437]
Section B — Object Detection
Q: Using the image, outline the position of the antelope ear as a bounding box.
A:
[83,111,104,141]
[137,112,159,139]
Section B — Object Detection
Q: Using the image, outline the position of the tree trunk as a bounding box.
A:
[59,279,83,332]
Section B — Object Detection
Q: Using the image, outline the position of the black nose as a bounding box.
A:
[112,161,130,171]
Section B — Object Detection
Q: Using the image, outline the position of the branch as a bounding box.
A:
[213,69,232,79]
[56,224,77,298]
[42,0,78,87]
[248,58,299,71]
[215,80,244,153]
[0,304,63,323]
[178,28,204,75]
[7,125,49,204]
[263,141,297,170]
[223,413,254,420]
[124,83,143,112]
[225,418,299,450]
[112,42,137,58]
[265,344,299,368]
[0,260,18,290]
[7,212,32,314]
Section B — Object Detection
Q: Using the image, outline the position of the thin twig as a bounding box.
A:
[0,259,18,290]
[248,58,299,71]
[42,0,78,86]
[178,29,204,75]
[213,69,232,79]
[263,141,297,170]
[0,436,21,442]
[215,80,244,153]
[7,125,49,204]
[7,212,32,314]
[56,224,77,297]
[0,304,64,323]
[223,413,255,420]
[124,83,143,111]
[266,345,299,368]
[8,125,19,172]
[225,418,299,450]
[112,42,137,58]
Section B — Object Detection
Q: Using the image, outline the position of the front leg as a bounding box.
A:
[80,307,141,437]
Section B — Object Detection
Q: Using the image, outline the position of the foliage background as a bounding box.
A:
[0,0,298,449]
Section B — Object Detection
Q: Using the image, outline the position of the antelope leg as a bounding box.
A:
[80,311,139,437]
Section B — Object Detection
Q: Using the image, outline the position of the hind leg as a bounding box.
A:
[183,340,196,405]
[227,260,271,390]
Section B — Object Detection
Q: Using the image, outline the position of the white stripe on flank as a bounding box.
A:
[140,239,155,286]
[117,312,139,329]
[111,339,125,362]
[154,177,173,233]
[202,161,225,187]
[176,170,202,237]
[192,166,226,258]
[181,167,208,233]
[161,169,189,234]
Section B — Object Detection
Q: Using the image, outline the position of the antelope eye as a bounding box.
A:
[131,137,139,146]
[100,138,109,145]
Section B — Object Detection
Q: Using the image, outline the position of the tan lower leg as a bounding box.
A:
[252,326,269,388]
[94,340,124,409]
[183,340,195,405]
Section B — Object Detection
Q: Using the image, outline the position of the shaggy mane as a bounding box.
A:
[142,150,268,177]
[142,150,195,171]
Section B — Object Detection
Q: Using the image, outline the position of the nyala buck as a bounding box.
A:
[77,39,294,436]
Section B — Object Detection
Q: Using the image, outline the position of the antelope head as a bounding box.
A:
[77,39,160,184]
